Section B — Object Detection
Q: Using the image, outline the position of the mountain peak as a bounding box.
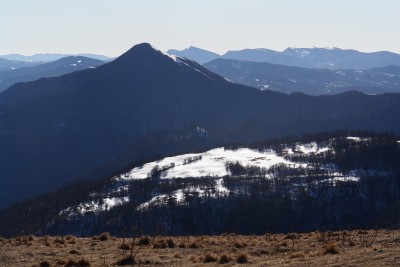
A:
[121,43,159,57]
[110,43,177,68]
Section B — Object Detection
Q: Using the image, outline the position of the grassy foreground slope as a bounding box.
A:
[1,230,400,266]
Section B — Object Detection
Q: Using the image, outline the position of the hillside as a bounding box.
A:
[1,131,399,237]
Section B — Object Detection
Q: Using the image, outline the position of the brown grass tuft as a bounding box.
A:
[119,243,131,250]
[153,239,167,249]
[69,249,80,255]
[203,253,218,263]
[219,254,231,264]
[289,251,306,258]
[188,242,199,249]
[173,253,181,259]
[116,256,135,266]
[54,237,65,245]
[166,238,175,248]
[56,259,67,265]
[65,235,76,244]
[65,258,90,266]
[98,232,110,241]
[234,242,246,248]
[39,261,51,267]
[138,236,150,246]
[322,243,339,255]
[236,253,248,264]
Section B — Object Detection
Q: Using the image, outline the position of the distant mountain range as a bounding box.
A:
[0,56,105,93]
[204,59,400,95]
[167,46,220,64]
[0,58,42,72]
[168,46,400,70]
[2,43,400,209]
[0,53,112,62]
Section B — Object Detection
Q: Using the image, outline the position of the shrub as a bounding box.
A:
[69,249,80,254]
[98,232,110,241]
[188,242,198,249]
[119,243,131,250]
[322,243,339,255]
[65,258,90,266]
[66,235,76,244]
[54,237,65,244]
[153,239,167,249]
[39,261,51,267]
[203,254,218,263]
[234,242,245,248]
[138,236,150,246]
[167,238,175,248]
[56,259,67,265]
[116,256,135,266]
[173,253,181,259]
[219,254,231,264]
[236,253,248,264]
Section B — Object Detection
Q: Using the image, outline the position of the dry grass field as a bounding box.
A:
[1,230,400,266]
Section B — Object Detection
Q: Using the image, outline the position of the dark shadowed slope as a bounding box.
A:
[1,43,400,208]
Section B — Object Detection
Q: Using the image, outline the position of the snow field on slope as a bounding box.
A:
[119,147,294,180]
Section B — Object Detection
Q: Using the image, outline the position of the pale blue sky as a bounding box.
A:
[1,0,399,56]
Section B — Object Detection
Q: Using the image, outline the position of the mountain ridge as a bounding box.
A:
[0,56,104,93]
[168,46,400,69]
[2,43,400,209]
[204,58,400,95]
[0,53,112,62]
[166,46,220,64]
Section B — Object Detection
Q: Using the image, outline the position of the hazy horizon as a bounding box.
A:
[2,0,400,57]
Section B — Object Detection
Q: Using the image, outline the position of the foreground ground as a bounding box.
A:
[1,230,400,266]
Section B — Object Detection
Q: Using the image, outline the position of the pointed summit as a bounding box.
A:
[113,43,165,64]
[121,43,158,56]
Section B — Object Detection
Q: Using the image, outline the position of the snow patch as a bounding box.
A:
[290,142,330,155]
[136,178,230,211]
[59,196,129,217]
[346,137,371,142]
[118,148,292,180]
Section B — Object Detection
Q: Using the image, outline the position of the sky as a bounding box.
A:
[1,0,400,57]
